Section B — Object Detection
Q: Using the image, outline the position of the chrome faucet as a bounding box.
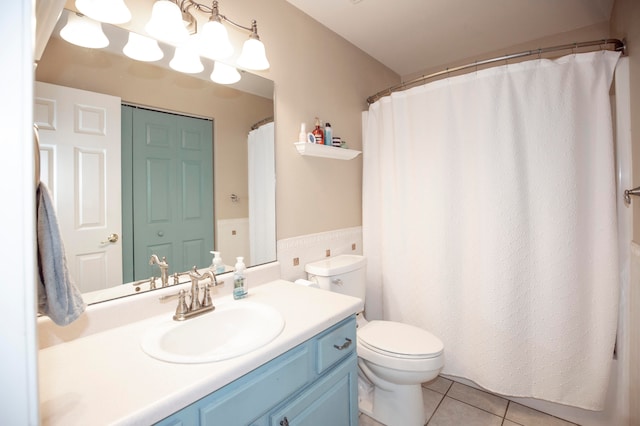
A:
[149,255,169,287]
[164,267,219,321]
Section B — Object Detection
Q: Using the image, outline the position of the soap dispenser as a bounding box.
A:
[210,251,224,274]
[233,256,247,299]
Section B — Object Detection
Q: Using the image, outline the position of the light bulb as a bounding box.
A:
[75,0,131,24]
[198,20,234,60]
[60,13,109,49]
[237,37,270,71]
[123,33,164,62]
[210,62,241,84]
[145,0,189,44]
[170,45,204,74]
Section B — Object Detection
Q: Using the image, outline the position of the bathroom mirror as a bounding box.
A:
[35,10,276,304]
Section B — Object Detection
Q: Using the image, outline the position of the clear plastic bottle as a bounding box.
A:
[324,122,332,146]
[233,256,247,299]
[298,122,307,143]
[210,251,224,274]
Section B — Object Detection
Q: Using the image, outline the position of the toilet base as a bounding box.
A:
[357,370,426,426]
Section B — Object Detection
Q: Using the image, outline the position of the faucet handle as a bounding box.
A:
[189,274,202,311]
[159,289,190,321]
[173,290,189,321]
[201,284,213,308]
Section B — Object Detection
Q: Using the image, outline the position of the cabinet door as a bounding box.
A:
[270,353,358,426]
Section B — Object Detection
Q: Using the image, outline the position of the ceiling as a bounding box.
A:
[286,0,614,77]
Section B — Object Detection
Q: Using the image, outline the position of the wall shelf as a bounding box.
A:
[294,142,361,160]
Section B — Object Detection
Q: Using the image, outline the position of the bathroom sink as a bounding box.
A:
[141,301,285,363]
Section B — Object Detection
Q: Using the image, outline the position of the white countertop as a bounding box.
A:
[38,280,363,425]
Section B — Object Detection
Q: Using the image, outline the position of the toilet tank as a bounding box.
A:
[305,255,366,300]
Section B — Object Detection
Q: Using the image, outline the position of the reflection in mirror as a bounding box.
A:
[34,9,276,305]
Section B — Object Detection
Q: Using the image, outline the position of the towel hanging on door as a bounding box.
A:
[36,181,85,326]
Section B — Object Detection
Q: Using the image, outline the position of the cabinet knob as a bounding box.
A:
[333,337,352,350]
[280,417,289,426]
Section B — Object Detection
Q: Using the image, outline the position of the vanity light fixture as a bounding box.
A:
[60,12,109,49]
[210,61,241,84]
[147,0,270,71]
[123,33,164,62]
[75,0,131,24]
[61,0,268,83]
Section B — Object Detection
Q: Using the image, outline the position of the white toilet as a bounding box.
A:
[305,254,444,426]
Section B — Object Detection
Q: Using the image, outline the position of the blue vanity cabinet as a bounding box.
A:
[269,352,357,426]
[155,315,358,426]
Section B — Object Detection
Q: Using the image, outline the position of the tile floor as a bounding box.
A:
[359,376,578,426]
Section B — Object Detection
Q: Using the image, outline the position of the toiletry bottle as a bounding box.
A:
[210,251,224,274]
[298,122,307,143]
[233,256,247,299]
[312,117,324,144]
[324,122,332,146]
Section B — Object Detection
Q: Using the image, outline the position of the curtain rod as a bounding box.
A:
[367,38,626,105]
[250,116,274,130]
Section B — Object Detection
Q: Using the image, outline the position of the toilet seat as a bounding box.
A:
[358,320,444,358]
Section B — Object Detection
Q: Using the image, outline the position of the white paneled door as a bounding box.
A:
[34,81,122,293]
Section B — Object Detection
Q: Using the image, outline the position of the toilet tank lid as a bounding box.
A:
[305,254,366,276]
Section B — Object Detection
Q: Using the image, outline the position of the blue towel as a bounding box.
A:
[36,182,86,326]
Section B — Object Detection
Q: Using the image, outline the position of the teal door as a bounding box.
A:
[122,106,214,281]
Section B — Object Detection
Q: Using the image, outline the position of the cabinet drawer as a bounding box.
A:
[316,316,356,374]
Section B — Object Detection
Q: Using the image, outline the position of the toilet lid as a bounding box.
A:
[358,320,444,358]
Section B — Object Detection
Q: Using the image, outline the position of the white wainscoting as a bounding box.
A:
[277,227,362,282]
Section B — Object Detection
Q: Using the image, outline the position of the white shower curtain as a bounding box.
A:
[362,51,620,410]
[248,122,276,265]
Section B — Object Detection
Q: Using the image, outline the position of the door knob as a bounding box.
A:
[101,233,119,244]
